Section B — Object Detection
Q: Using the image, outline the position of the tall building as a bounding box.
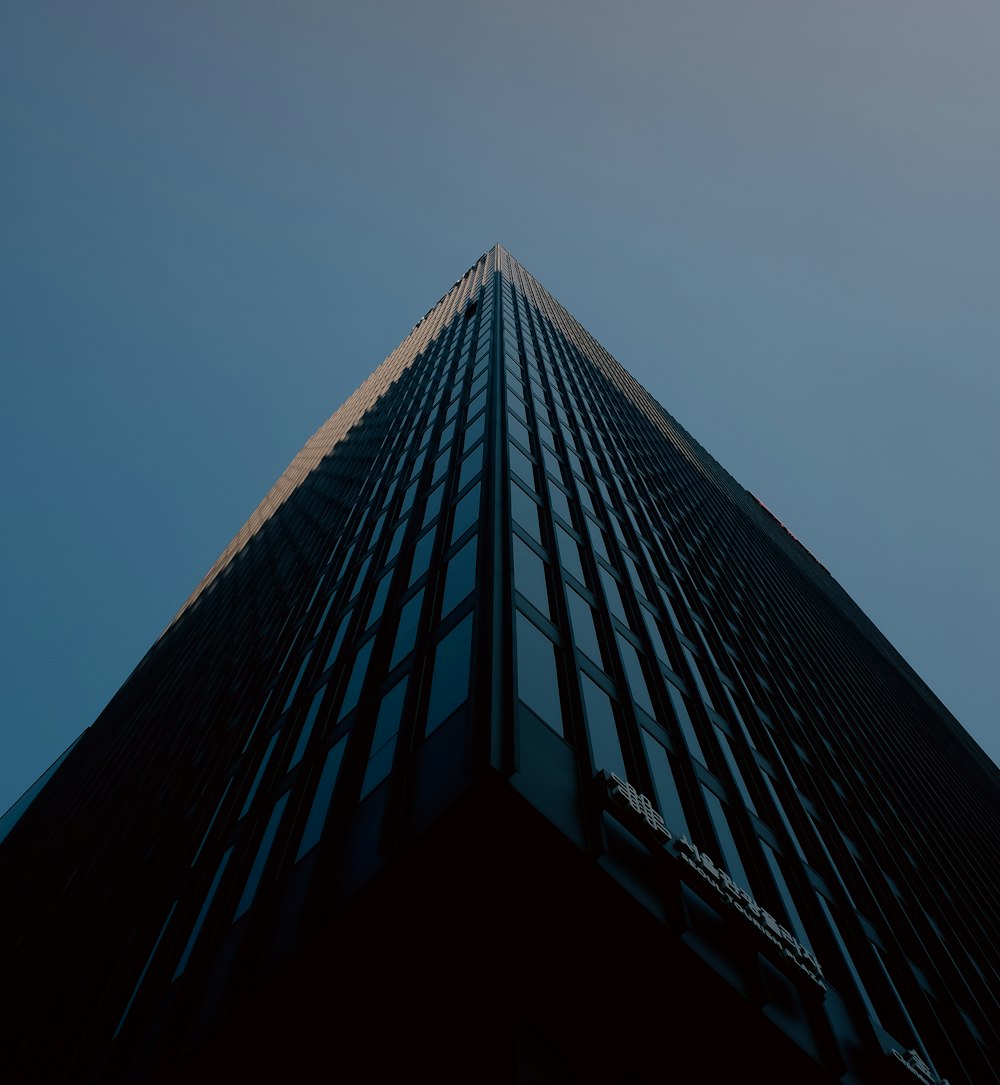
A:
[2,246,997,1083]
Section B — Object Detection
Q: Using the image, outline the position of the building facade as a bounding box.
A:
[2,245,998,1083]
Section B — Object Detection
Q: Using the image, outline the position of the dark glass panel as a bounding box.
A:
[581,674,626,779]
[295,735,348,861]
[515,611,564,736]
[442,536,477,617]
[425,613,473,734]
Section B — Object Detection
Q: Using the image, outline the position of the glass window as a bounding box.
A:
[432,448,450,485]
[425,613,473,734]
[616,634,655,718]
[641,730,688,838]
[173,847,233,979]
[716,729,758,815]
[385,520,407,565]
[508,413,531,450]
[555,525,584,584]
[365,571,392,629]
[240,731,279,818]
[507,390,528,424]
[702,788,751,893]
[567,587,602,668]
[422,482,445,528]
[390,589,425,668]
[515,611,563,736]
[233,792,290,921]
[338,637,374,721]
[586,517,610,563]
[599,567,628,625]
[548,481,572,525]
[114,901,179,1037]
[442,536,477,617]
[348,556,371,601]
[400,479,419,516]
[510,480,542,542]
[463,411,486,451]
[282,650,313,713]
[459,445,483,490]
[638,602,674,670]
[289,687,325,769]
[296,735,348,861]
[666,681,706,765]
[581,674,626,779]
[360,678,408,798]
[509,443,535,490]
[512,536,549,618]
[467,386,487,419]
[761,842,812,948]
[408,529,435,586]
[683,645,715,709]
[190,779,233,868]
[450,483,480,543]
[324,609,352,671]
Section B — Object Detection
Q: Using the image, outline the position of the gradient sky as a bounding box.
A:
[2,2,998,813]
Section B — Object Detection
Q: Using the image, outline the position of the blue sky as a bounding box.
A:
[2,2,998,813]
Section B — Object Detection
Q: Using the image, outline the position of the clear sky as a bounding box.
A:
[2,2,998,813]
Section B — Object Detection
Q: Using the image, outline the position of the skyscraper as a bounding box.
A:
[2,245,997,1083]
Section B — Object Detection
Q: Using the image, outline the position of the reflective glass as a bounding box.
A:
[512,536,549,617]
[450,483,480,542]
[172,847,233,980]
[616,634,655,718]
[295,735,348,861]
[408,529,435,586]
[360,678,408,798]
[515,611,563,736]
[567,587,602,667]
[338,638,374,721]
[233,792,289,920]
[390,590,424,668]
[641,730,688,838]
[442,536,477,617]
[425,613,473,734]
[581,675,626,779]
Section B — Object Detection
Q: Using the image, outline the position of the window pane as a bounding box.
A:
[459,445,483,490]
[616,634,655,718]
[510,480,541,541]
[566,587,602,668]
[515,611,563,736]
[173,848,233,979]
[289,686,325,769]
[296,735,348,861]
[390,590,425,668]
[509,444,535,489]
[365,572,392,629]
[442,536,477,617]
[702,788,751,893]
[408,529,435,586]
[425,613,473,734]
[555,525,584,584]
[324,609,352,670]
[233,792,290,920]
[360,678,408,798]
[422,482,445,528]
[641,730,688,838]
[450,483,480,543]
[581,674,626,779]
[512,536,549,618]
[240,732,279,818]
[338,638,374,721]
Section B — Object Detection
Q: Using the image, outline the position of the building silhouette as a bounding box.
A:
[2,245,997,1083]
